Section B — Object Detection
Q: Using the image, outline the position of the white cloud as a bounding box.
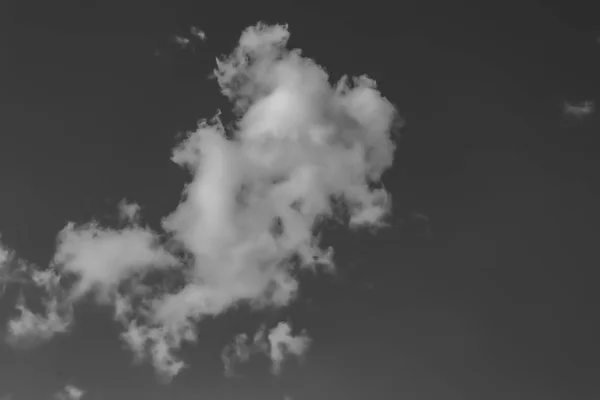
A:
[53,222,179,303]
[5,268,72,349]
[221,332,253,377]
[190,26,206,41]
[0,243,8,266]
[6,296,69,349]
[2,240,73,348]
[118,199,141,223]
[3,22,398,382]
[0,243,41,296]
[0,241,12,295]
[120,321,189,382]
[221,322,310,376]
[171,36,191,49]
[170,26,206,53]
[267,322,311,375]
[221,326,268,377]
[563,100,595,118]
[54,384,84,400]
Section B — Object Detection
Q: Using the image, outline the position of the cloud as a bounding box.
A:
[53,222,179,303]
[120,321,189,382]
[0,241,13,295]
[1,239,73,348]
[0,243,9,266]
[563,100,595,118]
[1,243,47,301]
[0,240,27,294]
[169,26,207,53]
[118,200,141,224]
[171,36,191,49]
[5,295,69,349]
[267,322,311,375]
[3,22,398,382]
[190,26,206,41]
[4,268,72,349]
[221,326,268,377]
[221,322,310,376]
[221,332,254,377]
[54,385,85,400]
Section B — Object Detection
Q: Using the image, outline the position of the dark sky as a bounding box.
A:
[1,0,600,399]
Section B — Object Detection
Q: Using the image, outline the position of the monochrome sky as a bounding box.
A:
[1,1,599,400]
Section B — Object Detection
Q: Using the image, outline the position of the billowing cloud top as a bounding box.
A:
[2,23,399,383]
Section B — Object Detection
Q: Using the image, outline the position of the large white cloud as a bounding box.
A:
[2,22,399,383]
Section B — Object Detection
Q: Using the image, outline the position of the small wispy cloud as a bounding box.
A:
[563,100,595,118]
[0,241,12,295]
[54,384,85,400]
[0,238,72,349]
[0,242,9,266]
[171,35,191,49]
[169,26,207,52]
[190,26,206,41]
[221,322,310,376]
[268,322,311,375]
[5,269,72,349]
[221,326,268,377]
[0,240,31,295]
[118,199,141,224]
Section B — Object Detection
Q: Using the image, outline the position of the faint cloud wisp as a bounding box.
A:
[563,100,595,118]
